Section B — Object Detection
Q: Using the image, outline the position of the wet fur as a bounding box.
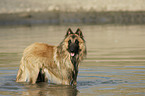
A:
[16,28,86,85]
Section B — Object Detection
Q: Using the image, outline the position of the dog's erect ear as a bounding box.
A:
[65,28,73,37]
[75,28,83,38]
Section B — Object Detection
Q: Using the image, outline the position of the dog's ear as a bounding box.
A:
[65,28,73,37]
[75,28,83,38]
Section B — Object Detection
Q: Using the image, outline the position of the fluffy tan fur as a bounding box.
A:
[16,28,86,85]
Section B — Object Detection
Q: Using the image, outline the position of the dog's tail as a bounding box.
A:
[16,57,28,82]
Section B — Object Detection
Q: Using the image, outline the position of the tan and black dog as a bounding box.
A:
[16,28,87,85]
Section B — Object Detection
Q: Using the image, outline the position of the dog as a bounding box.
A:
[16,28,87,85]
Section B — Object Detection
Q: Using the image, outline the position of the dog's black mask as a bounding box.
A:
[68,39,79,57]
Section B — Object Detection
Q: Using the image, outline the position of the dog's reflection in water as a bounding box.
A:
[22,83,78,96]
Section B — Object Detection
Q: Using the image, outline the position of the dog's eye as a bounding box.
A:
[68,40,71,44]
[75,39,79,44]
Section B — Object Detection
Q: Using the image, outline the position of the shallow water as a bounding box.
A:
[0,25,145,96]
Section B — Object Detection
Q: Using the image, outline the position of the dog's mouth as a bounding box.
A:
[70,53,75,57]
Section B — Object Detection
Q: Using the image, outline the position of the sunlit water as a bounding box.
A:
[0,25,145,96]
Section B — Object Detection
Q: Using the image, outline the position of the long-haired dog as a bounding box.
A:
[16,28,87,85]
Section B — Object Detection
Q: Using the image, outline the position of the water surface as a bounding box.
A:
[0,25,145,96]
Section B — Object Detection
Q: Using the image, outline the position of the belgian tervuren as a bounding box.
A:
[16,28,87,85]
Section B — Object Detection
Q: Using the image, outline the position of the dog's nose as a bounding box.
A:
[70,45,75,52]
[69,43,79,53]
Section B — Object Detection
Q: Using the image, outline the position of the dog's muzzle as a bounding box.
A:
[68,43,79,57]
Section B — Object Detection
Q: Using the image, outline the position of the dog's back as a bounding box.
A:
[24,43,54,59]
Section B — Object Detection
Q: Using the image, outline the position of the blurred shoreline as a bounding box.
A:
[0,11,145,26]
[0,0,145,25]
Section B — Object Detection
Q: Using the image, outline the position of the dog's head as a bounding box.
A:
[64,28,87,61]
